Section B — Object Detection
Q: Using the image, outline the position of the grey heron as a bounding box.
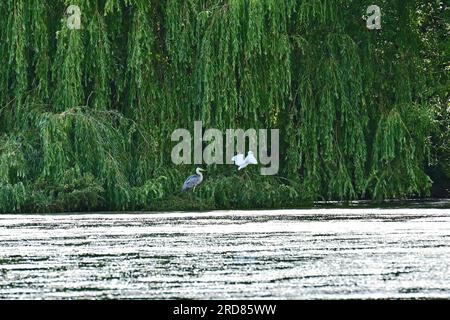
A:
[231,151,258,170]
[181,168,205,192]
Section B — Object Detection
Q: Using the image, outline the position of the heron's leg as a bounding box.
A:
[193,186,196,192]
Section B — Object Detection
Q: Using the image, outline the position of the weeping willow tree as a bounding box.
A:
[0,0,447,213]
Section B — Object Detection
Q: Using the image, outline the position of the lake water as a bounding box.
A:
[1,207,449,299]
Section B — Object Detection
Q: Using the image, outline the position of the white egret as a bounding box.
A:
[231,151,258,170]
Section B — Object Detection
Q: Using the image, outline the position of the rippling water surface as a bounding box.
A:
[1,208,450,299]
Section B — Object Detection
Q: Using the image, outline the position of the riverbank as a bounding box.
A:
[2,198,448,215]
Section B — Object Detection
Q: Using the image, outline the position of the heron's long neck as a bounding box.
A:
[196,169,203,179]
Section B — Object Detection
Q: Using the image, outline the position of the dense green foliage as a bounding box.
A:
[0,0,448,213]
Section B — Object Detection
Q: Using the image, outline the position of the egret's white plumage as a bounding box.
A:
[231,154,245,166]
[231,151,258,170]
[245,151,258,165]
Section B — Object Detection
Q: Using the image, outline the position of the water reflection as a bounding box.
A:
[0,207,449,299]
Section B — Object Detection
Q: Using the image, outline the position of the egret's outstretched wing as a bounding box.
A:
[182,174,200,192]
[245,152,258,165]
[231,154,245,166]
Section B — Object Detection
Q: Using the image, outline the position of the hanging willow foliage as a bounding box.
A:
[290,1,368,200]
[0,0,447,213]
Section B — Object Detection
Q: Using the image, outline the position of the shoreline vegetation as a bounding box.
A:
[0,1,448,214]
[3,199,450,215]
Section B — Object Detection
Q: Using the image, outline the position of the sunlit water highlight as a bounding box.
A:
[1,208,449,299]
